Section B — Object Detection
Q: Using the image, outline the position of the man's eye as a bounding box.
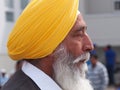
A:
[72,29,85,38]
[78,33,84,37]
[77,31,84,37]
[74,33,84,37]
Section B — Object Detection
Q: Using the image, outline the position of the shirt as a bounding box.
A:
[87,62,109,90]
[22,61,62,90]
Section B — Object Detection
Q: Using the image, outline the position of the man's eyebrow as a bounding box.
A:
[74,26,87,33]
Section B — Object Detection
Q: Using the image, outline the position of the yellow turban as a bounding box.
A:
[7,0,79,60]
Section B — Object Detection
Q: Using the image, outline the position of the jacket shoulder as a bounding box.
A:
[1,70,40,90]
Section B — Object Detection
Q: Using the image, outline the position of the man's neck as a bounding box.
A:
[27,56,55,78]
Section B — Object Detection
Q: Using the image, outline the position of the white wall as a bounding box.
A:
[84,0,114,14]
[79,0,86,14]
[84,14,120,46]
[0,54,16,72]
[0,0,5,53]
[0,22,15,74]
[0,0,20,74]
[14,0,21,20]
[2,22,14,53]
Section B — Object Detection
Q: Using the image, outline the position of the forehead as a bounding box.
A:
[70,14,86,32]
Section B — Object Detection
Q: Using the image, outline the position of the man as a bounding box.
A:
[87,54,109,90]
[104,45,116,85]
[1,0,94,90]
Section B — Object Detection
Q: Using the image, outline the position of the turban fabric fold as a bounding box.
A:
[7,0,79,60]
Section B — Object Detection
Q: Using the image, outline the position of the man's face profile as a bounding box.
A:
[52,13,93,90]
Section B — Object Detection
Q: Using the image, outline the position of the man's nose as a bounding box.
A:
[83,34,94,52]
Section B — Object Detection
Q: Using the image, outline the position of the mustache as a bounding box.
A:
[73,53,90,64]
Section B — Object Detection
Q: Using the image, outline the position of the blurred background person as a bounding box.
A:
[87,54,109,90]
[104,45,116,85]
[0,69,9,88]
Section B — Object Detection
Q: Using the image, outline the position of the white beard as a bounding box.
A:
[53,45,93,90]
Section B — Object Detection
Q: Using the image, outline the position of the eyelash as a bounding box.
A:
[77,33,84,37]
[77,31,85,37]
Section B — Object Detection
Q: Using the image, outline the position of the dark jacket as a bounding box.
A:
[1,70,40,90]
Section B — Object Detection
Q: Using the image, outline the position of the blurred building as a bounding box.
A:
[0,0,120,73]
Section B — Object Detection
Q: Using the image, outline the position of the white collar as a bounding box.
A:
[22,61,62,90]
